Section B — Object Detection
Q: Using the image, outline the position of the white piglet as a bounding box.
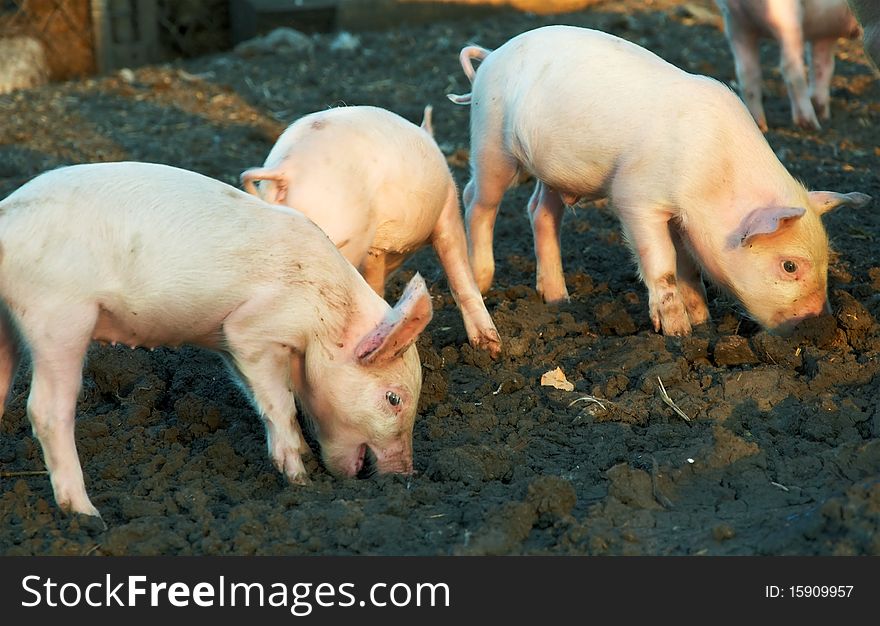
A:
[0,162,432,519]
[449,25,870,336]
[241,105,501,357]
[716,0,862,130]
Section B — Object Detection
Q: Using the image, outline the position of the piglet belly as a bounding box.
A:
[92,300,231,350]
[531,159,614,202]
[803,2,860,39]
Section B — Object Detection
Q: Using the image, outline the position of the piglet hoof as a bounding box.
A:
[810,97,831,122]
[537,275,569,304]
[539,285,570,304]
[56,486,102,520]
[271,448,309,485]
[542,293,570,305]
[471,328,502,359]
[651,297,692,337]
[793,111,821,131]
[62,502,107,530]
[684,300,710,328]
[74,511,108,532]
[288,472,310,486]
[662,323,692,337]
[535,274,569,304]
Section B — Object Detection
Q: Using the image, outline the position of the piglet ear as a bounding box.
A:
[356,273,433,365]
[732,206,805,247]
[809,191,871,215]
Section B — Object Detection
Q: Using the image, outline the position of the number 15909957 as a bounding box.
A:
[765,586,854,598]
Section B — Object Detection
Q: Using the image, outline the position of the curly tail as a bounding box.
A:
[420,104,433,136]
[446,44,491,106]
[240,167,288,204]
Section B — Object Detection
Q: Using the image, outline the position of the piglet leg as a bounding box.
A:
[619,207,691,336]
[361,249,388,299]
[527,180,569,303]
[25,304,100,518]
[726,21,768,131]
[432,184,502,357]
[463,143,519,294]
[671,226,710,327]
[0,313,21,424]
[809,38,837,121]
[775,23,821,129]
[223,303,309,484]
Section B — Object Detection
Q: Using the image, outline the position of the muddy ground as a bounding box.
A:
[1,0,878,556]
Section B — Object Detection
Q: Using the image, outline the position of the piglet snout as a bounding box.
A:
[772,292,831,334]
[371,440,414,476]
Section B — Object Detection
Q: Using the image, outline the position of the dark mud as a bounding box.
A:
[1,0,879,555]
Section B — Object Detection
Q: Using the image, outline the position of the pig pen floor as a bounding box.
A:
[1,0,879,556]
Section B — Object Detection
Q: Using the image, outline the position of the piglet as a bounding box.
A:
[0,162,432,519]
[241,105,501,357]
[448,25,870,336]
[847,0,880,68]
[716,0,862,130]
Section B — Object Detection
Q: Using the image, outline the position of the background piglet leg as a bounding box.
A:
[361,249,388,298]
[727,21,768,131]
[26,304,99,517]
[809,38,837,121]
[527,180,569,303]
[431,185,502,357]
[0,314,21,424]
[463,132,519,294]
[671,227,710,327]
[775,22,821,129]
[223,305,309,484]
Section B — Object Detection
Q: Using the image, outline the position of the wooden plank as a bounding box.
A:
[90,0,113,73]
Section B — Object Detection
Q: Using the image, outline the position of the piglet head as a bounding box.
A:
[299,273,433,479]
[724,191,870,333]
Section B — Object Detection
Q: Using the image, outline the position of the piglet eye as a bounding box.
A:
[782,260,798,273]
[386,391,401,407]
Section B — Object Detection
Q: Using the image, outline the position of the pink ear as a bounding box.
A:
[808,191,871,215]
[356,273,433,365]
[732,206,805,247]
[240,167,288,205]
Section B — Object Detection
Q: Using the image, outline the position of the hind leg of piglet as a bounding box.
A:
[360,249,388,299]
[727,25,768,131]
[671,228,710,327]
[619,209,692,336]
[776,28,821,129]
[25,307,101,518]
[808,38,836,121]
[0,313,22,424]
[224,308,310,484]
[431,184,501,357]
[463,151,519,294]
[527,180,569,303]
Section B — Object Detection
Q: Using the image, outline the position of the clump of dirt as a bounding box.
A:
[1,0,878,556]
